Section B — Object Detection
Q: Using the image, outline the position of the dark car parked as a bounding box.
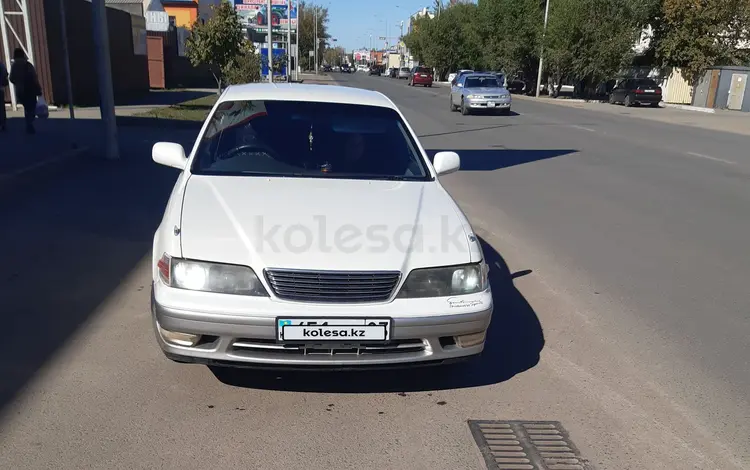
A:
[389,67,398,78]
[608,78,662,107]
[340,64,352,73]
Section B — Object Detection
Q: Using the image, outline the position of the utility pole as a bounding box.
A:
[535,0,550,98]
[267,0,273,83]
[314,4,318,74]
[60,0,74,119]
[295,0,299,80]
[287,0,292,82]
[91,0,119,160]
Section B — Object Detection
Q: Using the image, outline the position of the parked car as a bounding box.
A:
[340,64,352,73]
[409,66,434,87]
[449,69,474,84]
[450,72,512,115]
[368,66,381,76]
[608,77,662,107]
[398,67,411,79]
[323,65,332,72]
[150,83,493,369]
[389,67,398,78]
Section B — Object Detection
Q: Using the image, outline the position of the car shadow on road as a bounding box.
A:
[425,148,578,171]
[0,117,198,418]
[210,237,545,393]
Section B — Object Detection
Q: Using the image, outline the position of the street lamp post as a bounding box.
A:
[535,0,550,98]
[314,4,318,74]
[267,0,273,83]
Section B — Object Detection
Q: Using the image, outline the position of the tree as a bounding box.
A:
[477,0,542,80]
[185,2,245,92]
[658,0,750,84]
[223,41,262,85]
[544,0,643,97]
[298,1,329,70]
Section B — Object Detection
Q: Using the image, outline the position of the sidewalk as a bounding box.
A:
[298,73,336,85]
[513,94,750,137]
[0,113,91,193]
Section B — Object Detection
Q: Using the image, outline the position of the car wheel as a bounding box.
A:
[624,95,633,107]
[608,94,616,104]
[461,98,470,115]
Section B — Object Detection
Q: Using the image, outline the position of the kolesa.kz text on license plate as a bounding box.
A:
[277,318,392,341]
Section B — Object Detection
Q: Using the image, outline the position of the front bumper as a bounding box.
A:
[151,286,493,368]
[468,98,511,110]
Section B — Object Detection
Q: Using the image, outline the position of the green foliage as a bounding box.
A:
[298,1,330,70]
[402,0,749,92]
[544,0,643,86]
[185,3,245,90]
[658,0,750,84]
[223,41,262,85]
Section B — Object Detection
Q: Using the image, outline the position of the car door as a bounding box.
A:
[452,75,465,104]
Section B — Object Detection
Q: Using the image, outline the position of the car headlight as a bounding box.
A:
[397,262,489,298]
[158,254,268,296]
[466,94,477,99]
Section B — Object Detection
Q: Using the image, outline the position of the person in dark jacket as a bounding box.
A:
[9,48,41,134]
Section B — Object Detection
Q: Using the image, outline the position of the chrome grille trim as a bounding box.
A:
[231,338,426,356]
[264,269,401,303]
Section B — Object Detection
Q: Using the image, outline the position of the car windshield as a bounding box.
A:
[400,68,410,72]
[465,76,501,88]
[192,100,431,181]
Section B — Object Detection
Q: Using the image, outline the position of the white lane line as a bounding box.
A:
[570,125,596,132]
[685,151,736,165]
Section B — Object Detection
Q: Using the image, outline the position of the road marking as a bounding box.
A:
[685,151,735,165]
[570,125,596,132]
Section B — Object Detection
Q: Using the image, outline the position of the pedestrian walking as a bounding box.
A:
[0,60,8,131]
[9,48,41,134]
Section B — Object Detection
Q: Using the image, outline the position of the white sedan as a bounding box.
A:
[150,84,493,368]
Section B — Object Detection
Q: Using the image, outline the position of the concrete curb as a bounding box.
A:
[0,146,91,195]
[661,103,716,114]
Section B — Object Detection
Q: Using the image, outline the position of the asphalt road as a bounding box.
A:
[1,76,748,470]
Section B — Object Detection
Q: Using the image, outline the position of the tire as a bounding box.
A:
[461,99,470,115]
[624,95,633,107]
[449,97,457,112]
[608,94,616,104]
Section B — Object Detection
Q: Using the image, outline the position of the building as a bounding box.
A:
[403,7,433,68]
[2,0,149,107]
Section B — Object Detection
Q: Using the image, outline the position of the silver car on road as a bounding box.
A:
[450,73,512,115]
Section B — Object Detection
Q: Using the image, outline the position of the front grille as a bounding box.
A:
[264,269,401,303]
[231,338,426,356]
[484,95,499,99]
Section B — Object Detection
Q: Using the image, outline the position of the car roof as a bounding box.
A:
[464,73,499,79]
[220,83,397,109]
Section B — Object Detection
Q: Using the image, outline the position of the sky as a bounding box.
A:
[322,0,436,51]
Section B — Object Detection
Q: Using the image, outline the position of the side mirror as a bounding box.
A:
[152,142,187,170]
[433,151,460,176]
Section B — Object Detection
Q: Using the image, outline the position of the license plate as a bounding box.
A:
[420,74,427,77]
[644,89,655,93]
[487,102,496,108]
[277,318,391,341]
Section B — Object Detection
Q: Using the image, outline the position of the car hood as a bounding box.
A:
[466,87,509,95]
[180,175,474,272]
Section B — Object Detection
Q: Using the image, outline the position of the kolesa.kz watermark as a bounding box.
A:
[250,215,468,253]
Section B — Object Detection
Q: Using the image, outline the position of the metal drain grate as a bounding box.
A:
[468,420,592,470]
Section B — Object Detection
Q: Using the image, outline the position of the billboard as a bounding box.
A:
[234,0,297,32]
[353,49,371,62]
[261,48,288,76]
